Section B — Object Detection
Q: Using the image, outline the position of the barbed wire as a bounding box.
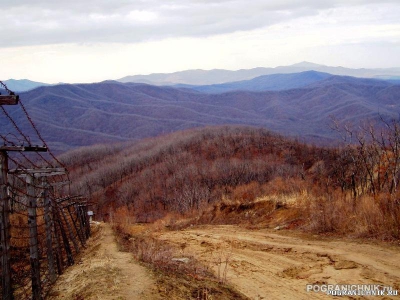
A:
[19,100,68,169]
[1,106,31,145]
[0,80,14,95]
[0,80,68,170]
[1,80,89,299]
[1,80,72,194]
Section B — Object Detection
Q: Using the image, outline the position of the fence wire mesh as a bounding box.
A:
[1,81,90,300]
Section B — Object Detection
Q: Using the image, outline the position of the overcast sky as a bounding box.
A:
[1,0,400,83]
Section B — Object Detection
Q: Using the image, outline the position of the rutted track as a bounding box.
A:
[157,225,400,300]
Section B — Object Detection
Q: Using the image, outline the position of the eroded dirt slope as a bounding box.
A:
[157,225,400,300]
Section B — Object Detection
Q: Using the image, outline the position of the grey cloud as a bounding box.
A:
[0,0,399,47]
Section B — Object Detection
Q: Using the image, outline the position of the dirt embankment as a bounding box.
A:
[48,223,161,300]
[157,225,400,300]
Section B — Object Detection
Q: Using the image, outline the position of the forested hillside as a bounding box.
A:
[59,125,400,239]
[60,126,318,221]
[2,74,399,151]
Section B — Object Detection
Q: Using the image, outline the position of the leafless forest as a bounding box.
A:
[60,124,400,240]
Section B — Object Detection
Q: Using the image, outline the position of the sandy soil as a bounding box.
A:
[48,223,160,300]
[157,225,400,300]
[46,222,400,300]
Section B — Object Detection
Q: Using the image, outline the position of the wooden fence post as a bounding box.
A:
[26,174,42,300]
[0,151,13,300]
[78,204,89,241]
[55,206,74,266]
[59,206,80,254]
[81,204,91,238]
[42,180,56,283]
[52,206,64,274]
[67,205,86,247]
[76,203,90,241]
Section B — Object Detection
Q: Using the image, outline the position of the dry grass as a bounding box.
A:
[144,187,400,242]
[108,183,400,299]
[303,191,400,240]
[209,244,233,284]
[112,224,247,300]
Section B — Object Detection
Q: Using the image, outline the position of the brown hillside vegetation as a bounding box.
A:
[60,126,323,221]
[51,125,400,299]
[59,125,400,240]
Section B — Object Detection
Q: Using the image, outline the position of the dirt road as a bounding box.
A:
[158,225,400,300]
[46,223,400,299]
[48,223,160,300]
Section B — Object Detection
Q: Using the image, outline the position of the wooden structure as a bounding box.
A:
[1,87,90,299]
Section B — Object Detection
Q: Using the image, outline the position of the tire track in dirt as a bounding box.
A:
[48,223,161,300]
[158,225,400,300]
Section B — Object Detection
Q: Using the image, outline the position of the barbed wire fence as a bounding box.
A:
[1,81,90,300]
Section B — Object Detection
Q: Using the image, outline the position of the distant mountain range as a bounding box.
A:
[118,62,400,86]
[4,62,400,92]
[175,71,333,93]
[3,72,399,152]
[3,79,51,92]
